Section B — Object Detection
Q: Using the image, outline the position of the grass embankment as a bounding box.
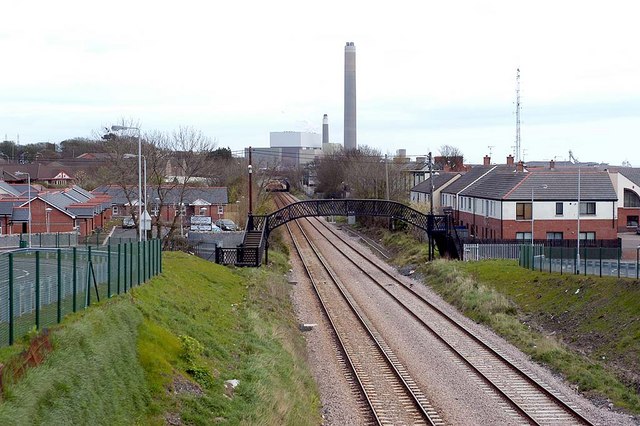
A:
[369,227,640,414]
[0,251,320,425]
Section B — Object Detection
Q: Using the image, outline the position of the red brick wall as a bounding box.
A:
[16,199,75,234]
[455,210,617,240]
[617,207,640,232]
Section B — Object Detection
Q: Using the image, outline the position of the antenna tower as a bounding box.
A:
[514,68,522,162]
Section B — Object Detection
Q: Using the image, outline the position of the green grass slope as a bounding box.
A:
[0,250,320,425]
[0,301,149,425]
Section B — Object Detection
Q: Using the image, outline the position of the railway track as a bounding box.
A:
[277,193,595,425]
[274,196,442,425]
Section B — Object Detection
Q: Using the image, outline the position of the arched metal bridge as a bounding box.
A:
[215,199,462,266]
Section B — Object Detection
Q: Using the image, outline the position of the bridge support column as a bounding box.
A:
[264,239,269,265]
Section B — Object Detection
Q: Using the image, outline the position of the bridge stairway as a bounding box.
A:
[242,230,264,248]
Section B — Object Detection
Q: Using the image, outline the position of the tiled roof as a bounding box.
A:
[0,200,21,216]
[0,181,20,196]
[618,168,640,187]
[460,169,528,200]
[504,170,617,201]
[11,207,29,222]
[40,192,75,210]
[93,185,228,205]
[441,165,496,194]
[411,173,459,193]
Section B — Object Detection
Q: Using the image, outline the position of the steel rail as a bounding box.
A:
[280,193,593,426]
[275,195,439,425]
[273,197,381,425]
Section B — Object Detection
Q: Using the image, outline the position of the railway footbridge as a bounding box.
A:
[215,199,462,267]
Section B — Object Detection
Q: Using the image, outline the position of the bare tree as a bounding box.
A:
[436,145,464,170]
[154,126,216,246]
[98,122,144,238]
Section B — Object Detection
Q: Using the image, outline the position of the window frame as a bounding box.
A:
[555,202,563,216]
[515,231,532,240]
[579,202,596,215]
[516,202,532,220]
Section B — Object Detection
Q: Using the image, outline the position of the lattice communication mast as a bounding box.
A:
[514,68,522,163]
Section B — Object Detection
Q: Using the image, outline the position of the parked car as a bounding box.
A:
[215,219,238,231]
[122,217,136,229]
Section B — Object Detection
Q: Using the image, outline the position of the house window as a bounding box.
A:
[152,204,159,216]
[218,205,224,215]
[546,232,563,240]
[579,202,596,215]
[112,206,119,215]
[555,202,563,215]
[579,232,596,240]
[516,232,532,240]
[516,202,532,220]
[626,215,639,227]
[624,189,640,207]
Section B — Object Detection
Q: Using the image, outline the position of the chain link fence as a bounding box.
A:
[0,239,163,347]
[519,245,639,279]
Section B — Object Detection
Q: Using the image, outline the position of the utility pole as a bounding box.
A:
[428,152,434,261]
[429,152,434,216]
[248,147,253,230]
[576,167,581,274]
[385,154,390,200]
[515,68,522,162]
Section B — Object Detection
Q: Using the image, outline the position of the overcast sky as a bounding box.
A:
[2,1,639,165]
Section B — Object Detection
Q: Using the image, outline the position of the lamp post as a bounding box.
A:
[247,147,253,231]
[15,172,31,247]
[111,125,142,242]
[576,167,581,274]
[531,184,548,269]
[124,152,147,241]
[45,207,52,233]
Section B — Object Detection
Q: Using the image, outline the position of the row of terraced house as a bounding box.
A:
[410,155,640,243]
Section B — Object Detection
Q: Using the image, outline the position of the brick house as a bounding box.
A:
[410,172,460,213]
[441,157,618,241]
[93,185,228,226]
[0,184,112,236]
[607,168,640,232]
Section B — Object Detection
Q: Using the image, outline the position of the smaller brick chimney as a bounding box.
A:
[507,155,514,166]
[516,160,524,172]
[483,155,491,166]
[550,159,555,170]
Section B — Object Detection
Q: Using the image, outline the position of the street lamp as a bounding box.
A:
[576,167,581,274]
[111,125,142,242]
[45,207,52,233]
[15,171,31,247]
[124,153,148,241]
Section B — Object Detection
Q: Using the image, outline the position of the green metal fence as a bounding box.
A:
[519,245,639,279]
[0,239,163,347]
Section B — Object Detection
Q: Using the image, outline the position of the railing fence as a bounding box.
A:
[519,245,639,279]
[0,239,163,347]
